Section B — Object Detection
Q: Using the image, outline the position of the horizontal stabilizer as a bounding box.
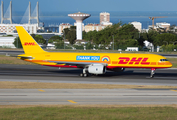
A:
[11,55,34,60]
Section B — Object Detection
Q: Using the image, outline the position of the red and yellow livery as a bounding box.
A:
[16,26,172,78]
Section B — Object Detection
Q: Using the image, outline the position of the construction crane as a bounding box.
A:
[149,16,167,29]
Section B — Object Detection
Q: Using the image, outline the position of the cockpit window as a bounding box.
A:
[160,59,168,62]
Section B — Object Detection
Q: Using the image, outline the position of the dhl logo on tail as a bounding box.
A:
[23,42,37,46]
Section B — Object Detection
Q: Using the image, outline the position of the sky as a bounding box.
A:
[1,0,177,12]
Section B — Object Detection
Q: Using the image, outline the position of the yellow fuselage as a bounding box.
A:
[20,52,172,69]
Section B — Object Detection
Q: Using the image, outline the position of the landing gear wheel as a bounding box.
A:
[80,73,88,77]
[80,67,89,77]
[84,73,88,77]
[150,68,155,78]
[80,73,84,77]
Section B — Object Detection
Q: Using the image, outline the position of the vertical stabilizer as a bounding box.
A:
[16,26,46,54]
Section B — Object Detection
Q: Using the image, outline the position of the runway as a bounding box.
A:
[0,64,177,105]
[1,89,177,105]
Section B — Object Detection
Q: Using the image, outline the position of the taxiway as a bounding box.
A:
[1,89,177,105]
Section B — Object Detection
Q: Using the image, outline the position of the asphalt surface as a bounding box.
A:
[0,64,177,105]
[0,50,24,55]
[1,89,177,105]
[0,64,177,86]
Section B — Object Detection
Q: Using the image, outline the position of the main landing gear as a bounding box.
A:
[150,68,156,78]
[80,68,88,77]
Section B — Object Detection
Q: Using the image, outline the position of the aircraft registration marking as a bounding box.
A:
[68,100,77,104]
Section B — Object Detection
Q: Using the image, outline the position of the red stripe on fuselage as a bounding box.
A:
[106,66,169,69]
[43,64,169,69]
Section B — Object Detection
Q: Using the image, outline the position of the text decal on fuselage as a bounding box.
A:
[118,57,150,65]
[76,56,100,61]
[23,42,37,46]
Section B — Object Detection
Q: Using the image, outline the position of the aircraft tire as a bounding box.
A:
[84,73,88,77]
[80,73,84,77]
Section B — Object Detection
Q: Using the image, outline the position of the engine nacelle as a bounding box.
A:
[111,68,125,72]
[87,64,106,74]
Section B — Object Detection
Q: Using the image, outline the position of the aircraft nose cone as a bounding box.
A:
[169,62,173,67]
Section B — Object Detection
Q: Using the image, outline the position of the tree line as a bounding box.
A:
[82,22,177,51]
[13,22,177,51]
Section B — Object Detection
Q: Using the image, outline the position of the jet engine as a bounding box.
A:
[87,64,106,74]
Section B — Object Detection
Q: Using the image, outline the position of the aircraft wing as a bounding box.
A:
[48,61,107,67]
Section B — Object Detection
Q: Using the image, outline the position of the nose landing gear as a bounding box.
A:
[150,68,156,78]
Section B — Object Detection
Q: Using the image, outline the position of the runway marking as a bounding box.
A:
[148,77,177,79]
[38,89,45,92]
[68,100,77,104]
[171,90,177,92]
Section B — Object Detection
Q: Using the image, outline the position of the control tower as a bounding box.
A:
[68,12,91,40]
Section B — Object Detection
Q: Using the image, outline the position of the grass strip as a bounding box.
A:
[0,55,35,65]
[167,58,177,68]
[0,81,177,89]
[0,106,176,120]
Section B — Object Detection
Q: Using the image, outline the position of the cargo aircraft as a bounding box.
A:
[16,26,172,78]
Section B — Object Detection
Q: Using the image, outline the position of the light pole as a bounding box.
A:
[170,41,177,45]
[163,41,168,45]
[139,32,140,39]
[63,30,65,49]
[112,35,114,50]
[17,38,18,48]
